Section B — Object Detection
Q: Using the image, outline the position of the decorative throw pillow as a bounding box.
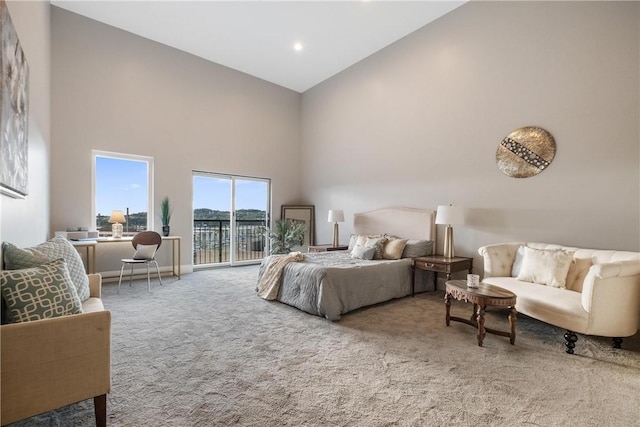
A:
[565,257,593,292]
[350,245,376,260]
[0,258,83,323]
[401,240,434,258]
[365,237,387,260]
[347,234,361,251]
[517,247,574,288]
[511,245,526,277]
[348,234,384,251]
[133,244,158,260]
[2,237,90,302]
[383,238,408,260]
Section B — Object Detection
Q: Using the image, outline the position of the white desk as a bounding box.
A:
[71,236,181,278]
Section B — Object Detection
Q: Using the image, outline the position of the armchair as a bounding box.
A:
[1,273,111,426]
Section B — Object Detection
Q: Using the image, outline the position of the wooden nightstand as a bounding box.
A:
[412,255,473,295]
[308,244,349,253]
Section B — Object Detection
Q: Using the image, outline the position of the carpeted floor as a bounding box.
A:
[9,265,640,426]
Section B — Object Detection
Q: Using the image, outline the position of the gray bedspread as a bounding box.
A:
[257,251,420,321]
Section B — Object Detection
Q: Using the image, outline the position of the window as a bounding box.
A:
[92,151,153,236]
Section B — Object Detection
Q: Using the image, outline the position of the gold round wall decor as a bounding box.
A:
[496,126,556,178]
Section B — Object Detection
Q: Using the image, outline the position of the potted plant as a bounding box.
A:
[269,219,307,254]
[160,196,172,236]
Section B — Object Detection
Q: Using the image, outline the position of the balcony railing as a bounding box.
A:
[193,219,266,265]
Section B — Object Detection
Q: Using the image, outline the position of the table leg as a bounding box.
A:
[177,238,181,279]
[445,293,451,326]
[477,305,486,347]
[84,246,90,274]
[172,239,176,278]
[411,266,416,297]
[509,306,517,345]
[471,303,478,323]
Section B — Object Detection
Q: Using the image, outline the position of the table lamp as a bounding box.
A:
[327,209,344,247]
[109,210,126,238]
[435,205,465,258]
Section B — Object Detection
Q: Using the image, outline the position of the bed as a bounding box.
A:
[257,207,436,320]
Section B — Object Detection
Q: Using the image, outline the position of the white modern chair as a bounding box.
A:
[118,231,163,293]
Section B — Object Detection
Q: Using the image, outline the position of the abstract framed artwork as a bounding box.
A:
[0,0,29,198]
[281,205,315,250]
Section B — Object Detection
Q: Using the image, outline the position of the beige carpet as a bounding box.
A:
[10,265,640,426]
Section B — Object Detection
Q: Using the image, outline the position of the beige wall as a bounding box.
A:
[302,1,640,271]
[1,1,50,249]
[50,8,302,274]
[42,2,640,275]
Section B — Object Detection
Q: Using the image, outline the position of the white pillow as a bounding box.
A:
[511,245,526,277]
[517,247,573,288]
[350,245,376,260]
[133,244,158,260]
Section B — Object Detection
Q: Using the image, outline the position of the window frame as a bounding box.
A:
[91,150,154,235]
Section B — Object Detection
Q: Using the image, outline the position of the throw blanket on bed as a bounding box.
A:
[257,251,305,300]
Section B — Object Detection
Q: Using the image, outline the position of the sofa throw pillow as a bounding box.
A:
[383,238,408,260]
[133,244,158,260]
[511,245,526,277]
[350,245,376,260]
[565,257,593,293]
[2,236,90,302]
[517,247,574,288]
[0,258,83,323]
[401,240,434,258]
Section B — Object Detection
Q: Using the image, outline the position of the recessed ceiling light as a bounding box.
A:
[293,42,303,52]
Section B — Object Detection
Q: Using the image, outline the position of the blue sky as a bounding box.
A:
[193,176,268,211]
[95,156,148,215]
[97,156,268,214]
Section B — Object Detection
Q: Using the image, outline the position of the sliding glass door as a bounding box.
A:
[193,172,270,267]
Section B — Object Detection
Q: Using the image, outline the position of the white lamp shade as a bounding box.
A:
[435,205,465,225]
[109,210,126,224]
[327,209,344,223]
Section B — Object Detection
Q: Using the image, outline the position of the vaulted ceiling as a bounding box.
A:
[51,1,466,93]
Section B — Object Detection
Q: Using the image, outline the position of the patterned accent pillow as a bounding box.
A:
[2,237,90,302]
[365,237,388,260]
[348,234,385,251]
[1,258,83,323]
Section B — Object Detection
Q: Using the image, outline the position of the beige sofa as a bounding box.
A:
[478,242,640,354]
[1,273,111,426]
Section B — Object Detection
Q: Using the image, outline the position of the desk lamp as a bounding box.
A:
[109,210,126,239]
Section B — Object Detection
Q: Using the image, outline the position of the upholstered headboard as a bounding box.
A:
[353,207,436,241]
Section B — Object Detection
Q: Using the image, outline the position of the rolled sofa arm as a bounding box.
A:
[0,310,111,425]
[580,264,640,336]
[478,242,523,278]
[88,273,102,298]
[592,260,640,279]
